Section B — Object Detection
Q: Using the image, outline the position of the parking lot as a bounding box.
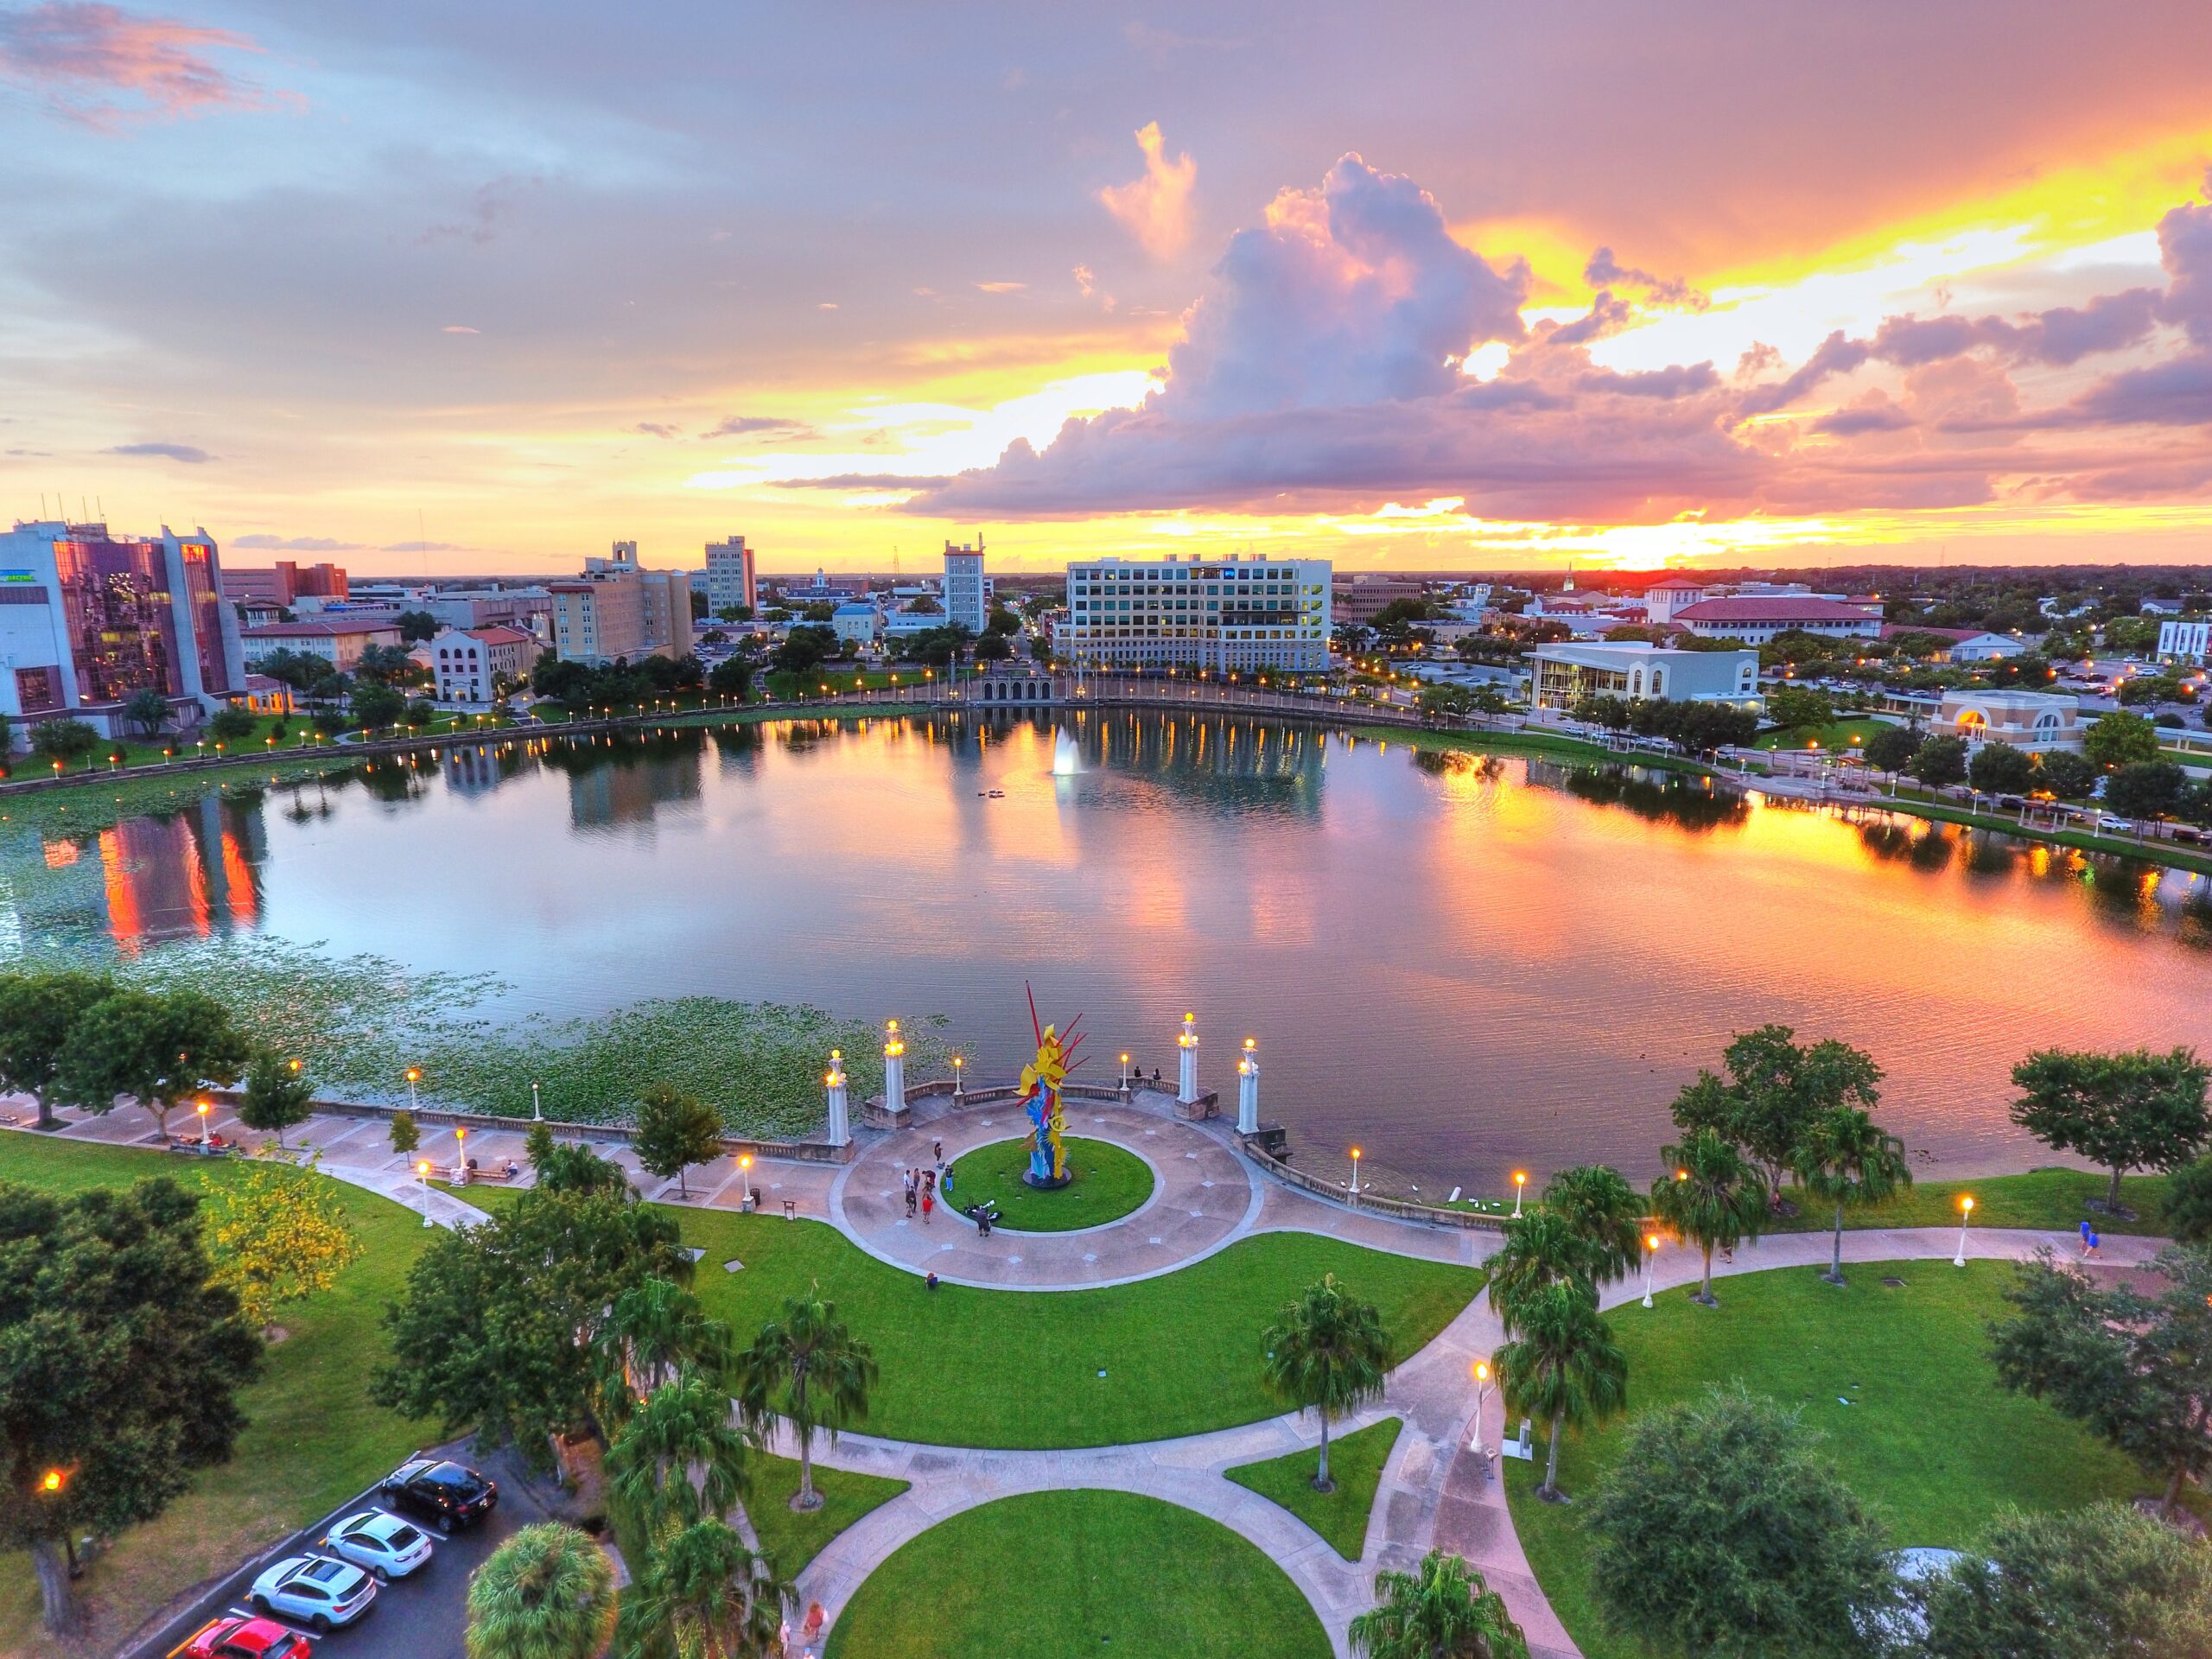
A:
[139,1446,559,1659]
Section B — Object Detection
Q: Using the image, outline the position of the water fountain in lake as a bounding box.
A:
[1052,728,1081,776]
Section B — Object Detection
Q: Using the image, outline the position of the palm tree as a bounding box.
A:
[607,1369,754,1534]
[1484,1212,1601,1333]
[1540,1164,1644,1287]
[1261,1273,1391,1492]
[616,1517,790,1659]
[465,1522,617,1659]
[598,1276,734,1425]
[1649,1128,1768,1306]
[1351,1549,1529,1659]
[1794,1104,1912,1286]
[1492,1283,1627,1503]
[738,1283,878,1511]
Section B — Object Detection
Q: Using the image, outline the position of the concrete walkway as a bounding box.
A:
[14,1093,2172,1658]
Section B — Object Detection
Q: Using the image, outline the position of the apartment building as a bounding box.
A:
[1060,555,1332,671]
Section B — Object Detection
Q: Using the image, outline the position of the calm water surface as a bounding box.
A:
[49,713,2212,1194]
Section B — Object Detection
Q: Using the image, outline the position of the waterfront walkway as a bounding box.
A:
[11,1092,2173,1659]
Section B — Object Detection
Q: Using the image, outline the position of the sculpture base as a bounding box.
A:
[1022,1170,1074,1192]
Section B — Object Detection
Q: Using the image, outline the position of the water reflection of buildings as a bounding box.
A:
[93,794,267,951]
[1023,711,1327,817]
[555,733,706,830]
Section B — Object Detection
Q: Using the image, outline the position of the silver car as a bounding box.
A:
[321,1509,434,1580]
[249,1554,378,1631]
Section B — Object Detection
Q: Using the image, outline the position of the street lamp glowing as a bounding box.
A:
[1642,1231,1662,1306]
[1511,1170,1527,1218]
[1955,1193,1975,1266]
[738,1152,753,1172]
[41,1470,62,1493]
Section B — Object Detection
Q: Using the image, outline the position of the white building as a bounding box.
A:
[1529,642,1760,710]
[944,539,988,634]
[1643,579,1713,626]
[704,536,757,615]
[830,601,882,645]
[1929,689,2082,753]
[2158,619,2210,666]
[1061,555,1332,672]
[1670,595,1882,644]
[429,625,542,702]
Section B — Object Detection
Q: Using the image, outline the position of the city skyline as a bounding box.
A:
[3,3,2212,575]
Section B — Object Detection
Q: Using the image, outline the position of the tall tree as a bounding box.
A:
[1350,1550,1529,1659]
[1259,1273,1391,1493]
[372,1185,690,1465]
[1492,1283,1627,1502]
[1910,734,1969,788]
[1863,722,1920,779]
[52,986,251,1139]
[738,1284,878,1511]
[1581,1385,1896,1659]
[0,969,112,1129]
[2010,1046,2211,1209]
[2082,709,2161,769]
[389,1110,421,1156]
[606,1370,754,1533]
[616,1518,791,1659]
[1539,1164,1644,1287]
[236,1049,315,1148]
[1670,1026,1884,1209]
[633,1084,726,1198]
[1649,1129,1767,1306]
[1915,1501,2212,1659]
[1793,1105,1912,1285]
[202,1157,364,1334]
[1484,1213,1605,1333]
[0,1179,262,1633]
[1988,1244,2212,1516]
[596,1276,734,1427]
[1967,741,2034,795]
[466,1522,618,1659]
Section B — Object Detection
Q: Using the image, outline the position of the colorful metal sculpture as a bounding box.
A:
[1020,986,1083,1186]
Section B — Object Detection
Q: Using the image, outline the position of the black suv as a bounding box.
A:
[378,1458,499,1534]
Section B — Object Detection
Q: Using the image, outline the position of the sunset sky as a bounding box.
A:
[3,2,2211,576]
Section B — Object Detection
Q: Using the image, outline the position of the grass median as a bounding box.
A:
[940,1135,1155,1232]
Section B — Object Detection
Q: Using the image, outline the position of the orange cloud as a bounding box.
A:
[1097,121,1197,259]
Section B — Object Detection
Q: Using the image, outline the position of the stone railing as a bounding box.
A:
[201,1088,850,1165]
[1238,1135,1504,1231]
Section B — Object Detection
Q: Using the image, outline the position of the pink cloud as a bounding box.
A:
[1097,121,1197,259]
[0,3,289,125]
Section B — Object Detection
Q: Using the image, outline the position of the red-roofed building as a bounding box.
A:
[429,624,542,702]
[1642,578,1713,626]
[1671,595,1882,644]
[1878,624,2028,662]
[238,617,401,671]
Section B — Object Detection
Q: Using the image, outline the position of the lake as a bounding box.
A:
[26,710,2212,1197]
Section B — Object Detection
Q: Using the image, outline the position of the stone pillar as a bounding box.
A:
[1177,1011,1199,1105]
[825,1049,850,1147]
[1236,1038,1260,1135]
[883,1020,906,1118]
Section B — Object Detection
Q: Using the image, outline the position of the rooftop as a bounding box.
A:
[242,619,399,638]
[1673,596,1881,624]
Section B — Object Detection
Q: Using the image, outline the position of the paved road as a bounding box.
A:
[133,1447,556,1659]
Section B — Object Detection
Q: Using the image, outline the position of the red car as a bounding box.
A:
[173,1617,311,1659]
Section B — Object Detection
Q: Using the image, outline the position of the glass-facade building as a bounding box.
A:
[1060,555,1332,671]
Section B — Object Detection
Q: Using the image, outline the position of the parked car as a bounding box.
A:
[378,1457,499,1534]
[248,1556,377,1632]
[320,1508,434,1580]
[176,1616,312,1659]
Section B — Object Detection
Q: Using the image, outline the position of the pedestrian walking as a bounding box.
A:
[905,1188,916,1219]
[932,1138,943,1165]
[922,1188,934,1224]
[2086,1226,2101,1259]
[2079,1218,2093,1255]
[802,1601,826,1644]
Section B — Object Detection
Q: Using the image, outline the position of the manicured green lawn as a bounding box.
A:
[746,1453,908,1580]
[0,1135,433,1659]
[1774,1166,2175,1237]
[677,1210,1479,1448]
[1505,1260,2158,1659]
[823,1491,1331,1659]
[1351,724,1710,777]
[1751,715,1887,753]
[1224,1417,1402,1560]
[943,1135,1155,1231]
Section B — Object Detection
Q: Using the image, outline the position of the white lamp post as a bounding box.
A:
[1177,1012,1199,1104]
[1236,1038,1261,1135]
[1642,1232,1661,1308]
[951,1054,965,1099]
[1512,1170,1528,1219]
[405,1067,421,1112]
[1348,1147,1363,1202]
[1118,1052,1130,1096]
[1470,1359,1491,1457]
[196,1098,212,1147]
[825,1050,851,1147]
[416,1160,433,1226]
[531,1081,543,1122]
[883,1020,906,1118]
[1954,1194,1974,1267]
[454,1124,467,1182]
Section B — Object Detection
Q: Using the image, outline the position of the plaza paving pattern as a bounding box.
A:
[16,1091,2175,1659]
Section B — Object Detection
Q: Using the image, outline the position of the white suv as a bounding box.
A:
[321,1509,434,1580]
[249,1555,378,1631]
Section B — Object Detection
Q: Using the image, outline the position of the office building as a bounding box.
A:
[220,559,348,608]
[429,625,542,703]
[704,536,757,615]
[1669,595,1882,644]
[1529,642,1760,710]
[0,519,247,737]
[1061,554,1332,672]
[1929,689,2082,753]
[830,602,882,645]
[550,543,694,664]
[240,617,404,671]
[1332,576,1429,626]
[2158,620,2209,666]
[944,539,988,633]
